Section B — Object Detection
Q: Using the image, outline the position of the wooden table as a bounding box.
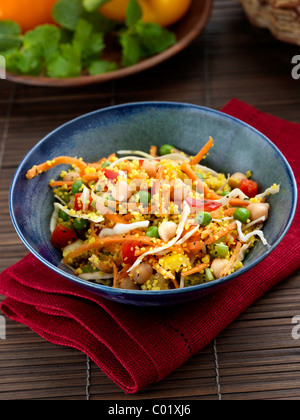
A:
[1,0,300,400]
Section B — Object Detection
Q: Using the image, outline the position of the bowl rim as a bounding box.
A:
[9,101,298,298]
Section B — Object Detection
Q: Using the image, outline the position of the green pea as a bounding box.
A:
[135,190,151,205]
[59,210,69,222]
[234,207,251,223]
[71,179,84,195]
[101,161,111,168]
[73,218,89,231]
[146,226,160,238]
[159,144,175,156]
[219,190,230,197]
[195,211,212,227]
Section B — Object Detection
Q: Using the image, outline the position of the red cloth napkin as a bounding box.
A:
[0,99,299,394]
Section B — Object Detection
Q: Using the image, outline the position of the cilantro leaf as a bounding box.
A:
[119,32,141,67]
[52,0,85,31]
[119,1,176,68]
[0,20,22,51]
[73,19,105,61]
[126,0,142,28]
[24,25,61,63]
[46,43,82,78]
[88,59,118,75]
[135,21,176,57]
[15,47,43,76]
[83,0,111,13]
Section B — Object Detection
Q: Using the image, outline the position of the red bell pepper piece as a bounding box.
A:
[185,197,222,213]
[122,241,139,265]
[74,193,93,211]
[102,168,119,181]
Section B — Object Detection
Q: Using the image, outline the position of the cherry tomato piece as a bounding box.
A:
[239,179,258,198]
[51,224,77,249]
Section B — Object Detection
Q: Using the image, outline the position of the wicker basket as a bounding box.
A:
[238,0,300,45]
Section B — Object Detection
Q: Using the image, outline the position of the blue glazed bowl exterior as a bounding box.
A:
[9,102,297,306]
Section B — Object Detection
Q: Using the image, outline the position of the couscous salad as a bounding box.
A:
[26,139,280,291]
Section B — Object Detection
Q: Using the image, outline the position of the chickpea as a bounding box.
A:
[211,258,228,279]
[171,179,189,202]
[158,221,177,243]
[142,160,158,178]
[247,203,269,221]
[111,180,133,202]
[63,171,80,182]
[228,172,247,189]
[129,262,153,285]
[119,277,139,290]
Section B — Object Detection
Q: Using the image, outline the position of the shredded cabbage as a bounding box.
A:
[81,186,90,212]
[54,194,68,206]
[236,243,251,262]
[117,150,153,159]
[63,239,84,258]
[78,272,113,282]
[54,202,104,223]
[242,216,266,231]
[176,225,200,245]
[236,220,268,246]
[50,204,60,233]
[99,221,150,238]
[214,188,249,206]
[256,184,280,199]
[110,156,148,168]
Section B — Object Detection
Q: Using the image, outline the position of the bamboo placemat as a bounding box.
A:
[0,0,300,400]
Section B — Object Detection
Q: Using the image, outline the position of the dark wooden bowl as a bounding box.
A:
[5,0,213,87]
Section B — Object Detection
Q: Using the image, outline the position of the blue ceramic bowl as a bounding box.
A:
[9,102,297,306]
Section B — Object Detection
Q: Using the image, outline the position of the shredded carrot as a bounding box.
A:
[26,156,88,180]
[81,173,99,182]
[62,235,161,264]
[122,214,135,222]
[229,198,250,207]
[186,240,205,253]
[104,213,130,225]
[107,153,117,162]
[189,137,214,166]
[105,243,122,253]
[150,145,157,157]
[219,241,242,278]
[49,181,74,188]
[201,226,215,240]
[223,207,237,216]
[155,264,179,289]
[112,262,118,288]
[180,161,222,200]
[181,263,209,277]
[118,264,131,283]
[204,222,237,246]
